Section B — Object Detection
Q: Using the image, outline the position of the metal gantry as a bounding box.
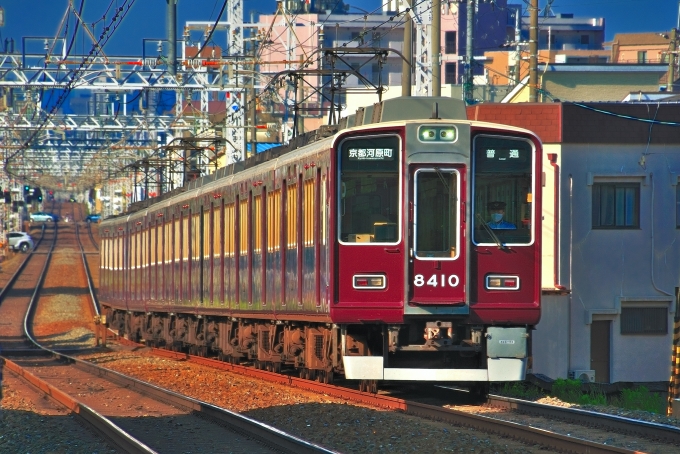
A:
[0,0,246,189]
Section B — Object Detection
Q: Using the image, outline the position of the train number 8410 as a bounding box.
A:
[413,274,460,287]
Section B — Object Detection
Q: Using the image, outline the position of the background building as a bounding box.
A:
[469,102,680,385]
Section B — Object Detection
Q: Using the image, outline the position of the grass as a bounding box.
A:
[495,379,665,414]
[610,386,666,414]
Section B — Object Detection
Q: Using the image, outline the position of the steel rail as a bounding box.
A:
[3,206,333,454]
[73,205,100,316]
[487,394,680,444]
[0,224,47,303]
[0,207,155,453]
[62,356,335,454]
[118,340,652,454]
[2,359,156,454]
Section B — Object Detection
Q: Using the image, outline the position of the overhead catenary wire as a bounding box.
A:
[5,0,138,167]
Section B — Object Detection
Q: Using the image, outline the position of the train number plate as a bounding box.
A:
[413,274,460,287]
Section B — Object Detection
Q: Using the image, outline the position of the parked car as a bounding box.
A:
[7,232,34,253]
[29,212,59,222]
[69,196,76,202]
[85,213,102,223]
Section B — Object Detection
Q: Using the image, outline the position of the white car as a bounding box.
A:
[29,211,59,222]
[7,232,34,253]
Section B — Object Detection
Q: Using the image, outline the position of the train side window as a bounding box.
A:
[337,135,401,244]
[253,194,262,254]
[414,168,459,259]
[287,184,298,248]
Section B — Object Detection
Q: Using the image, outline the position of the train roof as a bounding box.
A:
[115,97,537,219]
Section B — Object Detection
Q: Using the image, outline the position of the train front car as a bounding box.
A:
[333,99,541,390]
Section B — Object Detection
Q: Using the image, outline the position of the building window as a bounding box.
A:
[621,307,667,335]
[638,51,647,63]
[445,31,457,54]
[592,183,640,229]
[445,63,457,84]
[580,35,590,45]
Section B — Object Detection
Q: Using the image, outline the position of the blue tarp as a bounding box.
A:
[246,143,282,153]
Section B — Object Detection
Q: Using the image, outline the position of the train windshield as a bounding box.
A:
[337,135,401,244]
[414,168,459,259]
[472,135,534,245]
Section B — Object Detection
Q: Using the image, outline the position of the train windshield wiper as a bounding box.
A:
[434,167,449,193]
[475,213,505,250]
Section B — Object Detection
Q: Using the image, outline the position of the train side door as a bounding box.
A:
[408,166,466,306]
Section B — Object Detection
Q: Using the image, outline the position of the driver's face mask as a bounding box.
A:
[491,213,504,223]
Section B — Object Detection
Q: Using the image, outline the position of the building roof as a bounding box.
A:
[538,63,667,73]
[609,32,671,47]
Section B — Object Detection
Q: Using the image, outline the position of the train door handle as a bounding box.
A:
[384,248,400,254]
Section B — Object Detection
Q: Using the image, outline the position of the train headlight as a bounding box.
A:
[485,275,520,290]
[421,129,437,141]
[353,274,386,290]
[418,126,457,143]
[439,129,456,141]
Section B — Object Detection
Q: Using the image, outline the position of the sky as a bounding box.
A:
[0,0,677,56]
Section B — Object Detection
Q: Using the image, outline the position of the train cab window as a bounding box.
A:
[414,168,459,258]
[472,135,534,245]
[338,135,401,244]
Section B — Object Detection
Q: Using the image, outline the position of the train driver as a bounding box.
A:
[487,201,516,229]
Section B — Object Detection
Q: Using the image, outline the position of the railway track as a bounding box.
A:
[2,203,330,454]
[104,336,680,454]
[4,203,677,452]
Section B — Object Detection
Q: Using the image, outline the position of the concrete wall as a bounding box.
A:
[558,143,677,382]
[532,293,570,379]
[542,71,664,102]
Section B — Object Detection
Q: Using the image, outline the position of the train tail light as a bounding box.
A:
[353,274,386,290]
[486,275,520,290]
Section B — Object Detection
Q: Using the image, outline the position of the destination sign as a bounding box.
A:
[347,147,395,161]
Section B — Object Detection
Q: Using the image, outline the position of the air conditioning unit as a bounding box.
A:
[569,370,595,383]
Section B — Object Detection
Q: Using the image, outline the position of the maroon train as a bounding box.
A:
[99,97,542,391]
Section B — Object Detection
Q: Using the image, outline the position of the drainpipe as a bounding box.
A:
[547,153,564,290]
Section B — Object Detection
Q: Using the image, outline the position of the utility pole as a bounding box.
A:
[514,6,521,85]
[250,36,258,156]
[432,0,441,97]
[465,0,474,102]
[402,0,412,96]
[529,0,538,102]
[166,0,177,75]
[669,28,677,93]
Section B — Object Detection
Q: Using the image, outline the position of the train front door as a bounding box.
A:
[408,166,466,306]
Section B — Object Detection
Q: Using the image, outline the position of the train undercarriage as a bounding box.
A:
[103,305,528,390]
